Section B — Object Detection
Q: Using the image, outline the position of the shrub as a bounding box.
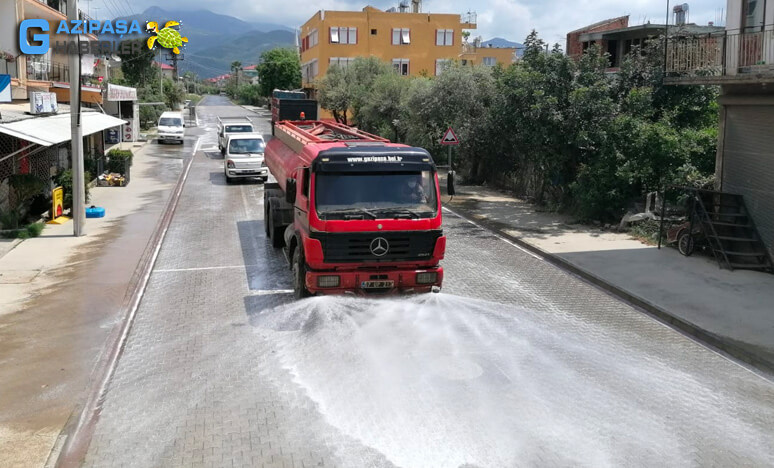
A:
[53,170,91,211]
[107,148,133,173]
[26,222,44,237]
[0,210,20,230]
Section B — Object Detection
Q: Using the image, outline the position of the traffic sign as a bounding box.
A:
[440,127,459,145]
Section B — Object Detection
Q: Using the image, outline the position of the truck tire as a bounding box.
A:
[292,245,311,299]
[267,200,285,248]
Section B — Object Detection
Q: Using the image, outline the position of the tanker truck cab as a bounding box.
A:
[223,134,268,184]
[264,120,446,298]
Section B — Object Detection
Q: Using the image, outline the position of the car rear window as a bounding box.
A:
[226,125,253,133]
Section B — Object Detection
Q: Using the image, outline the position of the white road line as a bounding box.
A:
[442,206,542,260]
[247,290,294,296]
[155,265,260,273]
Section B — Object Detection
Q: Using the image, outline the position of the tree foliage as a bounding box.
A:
[316,31,719,221]
[256,48,301,97]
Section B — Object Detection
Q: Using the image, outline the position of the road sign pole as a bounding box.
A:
[448,145,451,170]
[68,0,85,236]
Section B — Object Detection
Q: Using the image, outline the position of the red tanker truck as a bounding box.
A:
[263,120,446,298]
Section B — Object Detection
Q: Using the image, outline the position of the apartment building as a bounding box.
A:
[299,2,517,88]
[0,0,124,213]
[665,0,774,258]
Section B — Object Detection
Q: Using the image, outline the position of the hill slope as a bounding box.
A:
[106,7,295,77]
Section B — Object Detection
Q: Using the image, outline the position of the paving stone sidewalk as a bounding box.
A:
[447,184,774,374]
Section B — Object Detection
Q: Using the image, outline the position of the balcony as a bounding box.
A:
[26,59,70,83]
[461,11,477,29]
[665,28,774,85]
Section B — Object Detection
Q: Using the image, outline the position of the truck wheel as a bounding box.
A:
[292,246,311,299]
[263,199,271,237]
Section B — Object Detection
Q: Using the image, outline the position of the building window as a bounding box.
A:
[302,59,319,82]
[301,29,318,52]
[330,27,357,44]
[482,57,496,66]
[392,28,410,45]
[435,59,450,76]
[392,58,410,75]
[371,29,377,35]
[436,29,454,46]
[329,57,355,68]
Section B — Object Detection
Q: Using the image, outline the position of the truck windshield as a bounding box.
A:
[226,125,253,133]
[159,118,182,127]
[316,171,437,220]
[229,139,265,154]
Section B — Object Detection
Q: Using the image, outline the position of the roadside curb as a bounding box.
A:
[49,140,198,468]
[444,204,774,378]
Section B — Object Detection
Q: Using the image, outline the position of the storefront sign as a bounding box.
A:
[29,92,57,114]
[107,83,137,101]
[105,128,120,144]
[122,121,135,142]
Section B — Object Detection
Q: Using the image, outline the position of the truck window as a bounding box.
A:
[302,168,310,197]
[315,171,437,219]
[228,139,265,154]
[225,125,253,133]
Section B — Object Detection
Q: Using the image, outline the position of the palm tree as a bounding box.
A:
[230,61,243,86]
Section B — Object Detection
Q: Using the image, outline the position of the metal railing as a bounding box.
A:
[26,59,70,82]
[461,11,477,25]
[666,28,774,77]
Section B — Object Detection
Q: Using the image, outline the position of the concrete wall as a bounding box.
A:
[566,16,629,59]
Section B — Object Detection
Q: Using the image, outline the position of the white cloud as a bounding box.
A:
[96,0,728,48]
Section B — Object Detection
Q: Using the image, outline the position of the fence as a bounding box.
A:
[0,133,67,215]
[666,28,774,77]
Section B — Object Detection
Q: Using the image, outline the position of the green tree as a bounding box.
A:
[118,44,157,87]
[255,48,301,97]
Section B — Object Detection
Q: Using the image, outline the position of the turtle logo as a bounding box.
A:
[146,21,188,54]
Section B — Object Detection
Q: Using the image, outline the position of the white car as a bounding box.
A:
[157,111,185,144]
[224,134,268,184]
[217,117,254,155]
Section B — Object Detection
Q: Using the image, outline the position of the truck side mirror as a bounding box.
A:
[447,171,456,196]
[286,178,297,204]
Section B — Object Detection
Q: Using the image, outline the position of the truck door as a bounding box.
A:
[294,168,310,232]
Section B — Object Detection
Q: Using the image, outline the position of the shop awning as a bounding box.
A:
[0,112,126,146]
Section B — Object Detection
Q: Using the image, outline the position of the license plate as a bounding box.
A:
[361,280,394,289]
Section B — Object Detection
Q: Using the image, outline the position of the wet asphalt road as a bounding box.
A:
[81,95,774,468]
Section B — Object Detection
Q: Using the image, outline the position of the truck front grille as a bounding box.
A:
[311,230,442,263]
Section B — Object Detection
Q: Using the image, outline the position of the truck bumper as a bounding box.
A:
[305,266,443,296]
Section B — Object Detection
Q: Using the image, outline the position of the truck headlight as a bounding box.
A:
[227,160,235,168]
[317,275,340,288]
[416,272,438,285]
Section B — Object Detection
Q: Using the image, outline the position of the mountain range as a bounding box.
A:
[109,7,296,78]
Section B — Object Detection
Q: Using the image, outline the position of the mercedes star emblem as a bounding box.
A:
[370,237,390,257]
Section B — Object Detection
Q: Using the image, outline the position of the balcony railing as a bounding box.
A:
[666,28,774,78]
[461,11,477,25]
[26,59,70,82]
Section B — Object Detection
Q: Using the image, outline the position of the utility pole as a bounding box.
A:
[68,0,85,236]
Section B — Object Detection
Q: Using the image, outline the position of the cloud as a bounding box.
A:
[95,0,727,47]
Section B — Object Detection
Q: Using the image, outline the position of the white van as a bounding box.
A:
[223,133,268,183]
[157,111,185,144]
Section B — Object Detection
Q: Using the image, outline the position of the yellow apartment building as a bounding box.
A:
[299,4,518,89]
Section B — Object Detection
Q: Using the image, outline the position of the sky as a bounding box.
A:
[88,0,729,47]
